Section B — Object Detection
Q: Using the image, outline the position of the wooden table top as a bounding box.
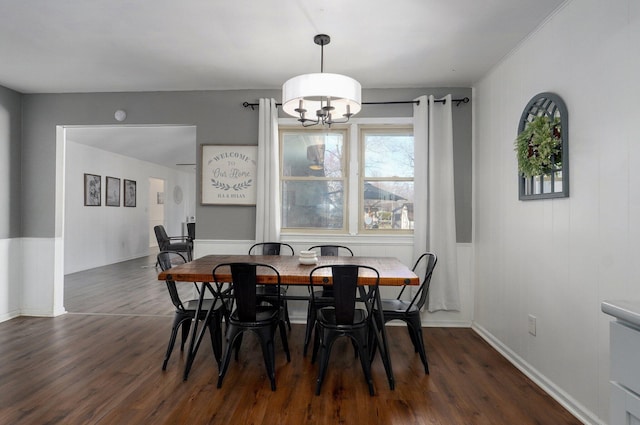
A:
[157,254,419,286]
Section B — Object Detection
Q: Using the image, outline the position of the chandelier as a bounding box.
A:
[282,34,361,127]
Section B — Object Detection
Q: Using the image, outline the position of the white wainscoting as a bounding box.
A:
[194,238,474,327]
[0,238,22,322]
[1,237,66,323]
[21,237,66,317]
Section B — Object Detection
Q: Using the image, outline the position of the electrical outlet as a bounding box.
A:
[528,314,537,336]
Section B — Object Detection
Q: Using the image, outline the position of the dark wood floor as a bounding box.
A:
[0,255,582,424]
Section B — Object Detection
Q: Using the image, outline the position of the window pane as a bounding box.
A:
[363,181,414,230]
[554,171,563,193]
[364,134,414,178]
[282,180,344,229]
[282,132,344,177]
[542,174,552,194]
[533,175,542,194]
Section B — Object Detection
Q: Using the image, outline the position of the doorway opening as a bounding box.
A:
[58,124,196,314]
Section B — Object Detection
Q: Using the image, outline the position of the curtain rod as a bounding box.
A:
[242,97,469,110]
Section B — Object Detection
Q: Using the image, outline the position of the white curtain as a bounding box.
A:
[255,98,281,242]
[413,94,460,312]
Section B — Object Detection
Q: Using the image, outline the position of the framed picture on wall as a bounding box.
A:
[106,176,121,206]
[124,179,136,207]
[84,173,101,206]
[201,144,258,205]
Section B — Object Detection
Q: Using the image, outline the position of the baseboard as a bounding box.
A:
[19,307,67,318]
[472,323,603,425]
[0,310,21,323]
[285,315,470,328]
[423,319,472,327]
[65,251,151,274]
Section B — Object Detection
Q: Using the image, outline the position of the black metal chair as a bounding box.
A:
[373,252,437,374]
[214,262,291,391]
[154,225,193,261]
[303,245,354,356]
[307,245,353,257]
[248,242,294,330]
[157,251,224,371]
[248,242,295,256]
[309,264,380,396]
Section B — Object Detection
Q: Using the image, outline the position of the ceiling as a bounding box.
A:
[1,0,565,168]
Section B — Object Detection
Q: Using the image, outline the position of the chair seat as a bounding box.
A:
[229,305,279,326]
[317,308,368,328]
[311,292,334,308]
[183,298,222,310]
[377,299,421,315]
[167,241,191,251]
[183,298,225,317]
[257,285,287,296]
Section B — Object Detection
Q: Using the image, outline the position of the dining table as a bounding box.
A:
[158,254,419,389]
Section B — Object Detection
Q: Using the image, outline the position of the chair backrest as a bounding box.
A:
[310,265,380,325]
[213,262,281,322]
[154,225,170,251]
[308,245,354,296]
[308,245,354,256]
[248,242,294,256]
[406,252,437,311]
[157,251,188,310]
[186,222,195,240]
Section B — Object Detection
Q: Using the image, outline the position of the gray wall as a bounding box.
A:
[0,85,22,239]
[19,87,472,241]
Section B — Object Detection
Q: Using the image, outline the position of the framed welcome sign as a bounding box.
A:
[201,145,258,205]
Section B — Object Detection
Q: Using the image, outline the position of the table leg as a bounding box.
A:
[183,282,216,381]
[359,286,395,390]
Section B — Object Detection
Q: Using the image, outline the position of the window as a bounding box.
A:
[280,128,347,231]
[360,128,414,232]
[279,123,414,234]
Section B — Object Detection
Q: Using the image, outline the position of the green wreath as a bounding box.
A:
[514,115,562,177]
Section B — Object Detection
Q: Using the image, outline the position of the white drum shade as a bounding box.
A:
[282,73,362,119]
